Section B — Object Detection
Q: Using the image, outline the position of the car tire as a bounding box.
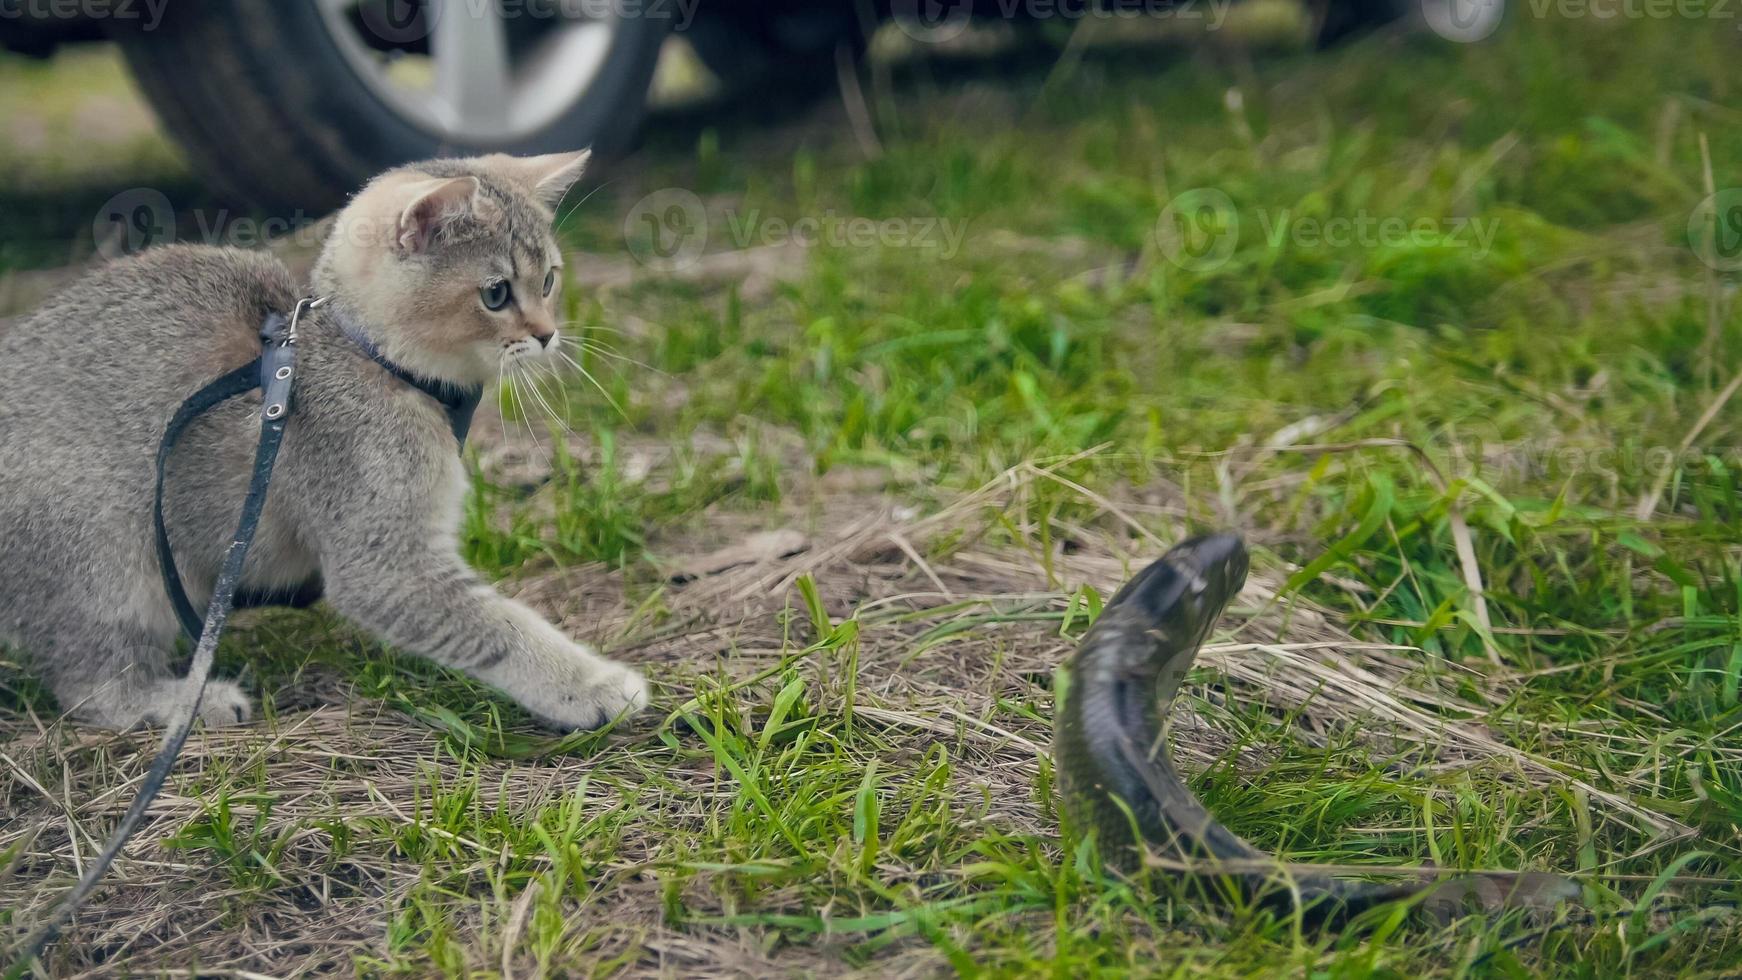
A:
[1315,0,1411,46]
[112,0,668,213]
[682,5,868,97]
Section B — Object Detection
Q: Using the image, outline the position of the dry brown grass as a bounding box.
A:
[3,446,1708,976]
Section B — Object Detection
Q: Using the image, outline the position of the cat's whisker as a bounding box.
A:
[554,331,635,366]
[552,347,585,370]
[556,333,625,357]
[539,340,630,410]
[565,341,662,375]
[520,355,570,431]
[520,360,571,437]
[501,358,551,471]
[553,177,615,236]
[533,358,577,424]
[553,348,615,384]
[551,350,627,419]
[555,321,633,337]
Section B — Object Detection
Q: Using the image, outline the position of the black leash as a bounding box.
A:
[7,297,315,976]
[7,298,479,975]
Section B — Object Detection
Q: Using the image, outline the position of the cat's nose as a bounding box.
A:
[531,330,555,348]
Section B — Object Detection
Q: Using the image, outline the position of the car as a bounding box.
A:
[0,0,1412,212]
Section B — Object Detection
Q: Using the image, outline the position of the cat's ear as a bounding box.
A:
[509,149,593,211]
[397,176,480,253]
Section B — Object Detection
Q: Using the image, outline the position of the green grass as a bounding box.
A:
[0,48,193,273]
[6,9,1742,977]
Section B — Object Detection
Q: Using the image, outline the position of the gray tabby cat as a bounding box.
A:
[0,151,648,731]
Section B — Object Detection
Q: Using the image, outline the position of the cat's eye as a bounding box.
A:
[481,280,513,312]
[543,268,557,297]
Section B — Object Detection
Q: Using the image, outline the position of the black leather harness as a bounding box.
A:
[12,299,481,971]
[154,304,480,641]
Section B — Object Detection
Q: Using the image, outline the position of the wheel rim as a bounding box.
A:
[315,0,620,144]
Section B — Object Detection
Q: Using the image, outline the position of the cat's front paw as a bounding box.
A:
[534,660,649,732]
[193,679,255,728]
[104,678,254,730]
